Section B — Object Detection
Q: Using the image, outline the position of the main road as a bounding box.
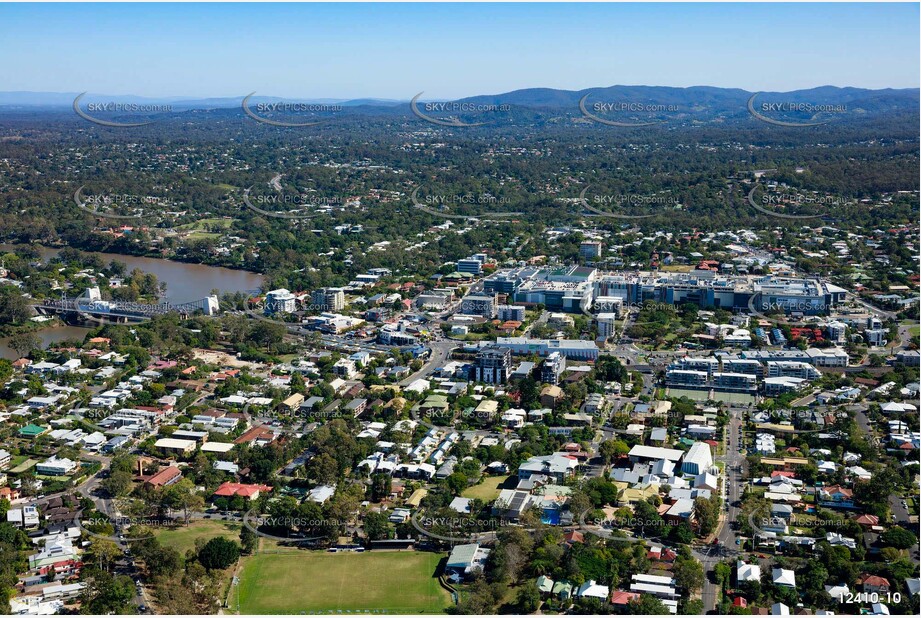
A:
[694,404,745,613]
[398,338,457,386]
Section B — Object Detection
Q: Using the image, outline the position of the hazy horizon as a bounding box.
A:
[1,3,918,99]
[1,82,917,103]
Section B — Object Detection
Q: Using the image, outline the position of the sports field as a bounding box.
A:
[237,550,451,614]
[667,387,756,405]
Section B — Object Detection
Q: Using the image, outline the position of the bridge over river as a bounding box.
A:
[34,294,219,323]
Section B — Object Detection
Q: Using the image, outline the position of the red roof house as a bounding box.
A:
[562,530,584,545]
[610,591,640,606]
[854,514,880,527]
[213,482,273,501]
[858,574,891,593]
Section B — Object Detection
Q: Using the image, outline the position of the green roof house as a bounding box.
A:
[536,575,555,594]
[419,394,450,416]
[18,424,49,438]
[552,580,573,600]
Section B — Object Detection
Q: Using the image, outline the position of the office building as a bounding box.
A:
[312,287,345,312]
[766,361,821,381]
[474,346,512,384]
[497,304,526,322]
[666,369,709,388]
[495,337,600,360]
[865,329,888,346]
[264,288,296,314]
[763,376,808,395]
[826,321,847,343]
[596,313,618,340]
[460,294,498,318]
[712,372,758,392]
[541,352,567,385]
[579,241,603,260]
[457,258,483,275]
[593,296,624,316]
[669,356,719,376]
[721,358,764,377]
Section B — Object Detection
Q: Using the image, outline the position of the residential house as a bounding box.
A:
[772,568,796,588]
[445,543,490,580]
[539,385,564,409]
[859,574,891,594]
[576,580,610,600]
[213,482,273,501]
[737,560,762,583]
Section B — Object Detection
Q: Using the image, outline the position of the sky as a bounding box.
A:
[1,3,918,99]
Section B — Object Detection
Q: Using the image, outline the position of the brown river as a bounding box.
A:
[0,244,265,359]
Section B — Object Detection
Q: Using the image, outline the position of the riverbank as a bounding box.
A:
[0,243,265,305]
[0,315,64,339]
[0,238,261,275]
[0,324,94,360]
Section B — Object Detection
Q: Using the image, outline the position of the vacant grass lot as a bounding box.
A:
[154,519,241,555]
[175,217,235,231]
[237,550,450,614]
[462,475,511,502]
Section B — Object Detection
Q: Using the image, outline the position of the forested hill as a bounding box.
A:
[2,85,917,120]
